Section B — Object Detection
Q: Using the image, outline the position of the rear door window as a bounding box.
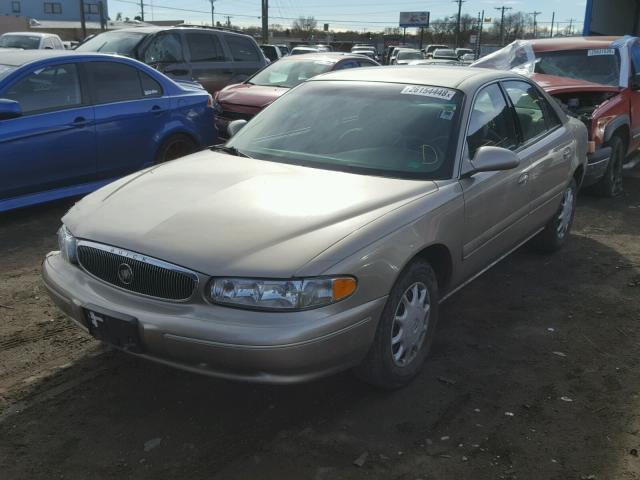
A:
[3,63,82,114]
[140,72,163,97]
[225,35,259,62]
[186,32,226,62]
[143,32,184,64]
[86,62,143,104]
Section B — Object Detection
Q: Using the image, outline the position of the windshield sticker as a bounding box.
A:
[400,85,456,100]
[440,109,455,120]
[588,48,615,57]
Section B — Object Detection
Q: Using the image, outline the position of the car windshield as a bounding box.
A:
[249,59,334,88]
[76,31,147,55]
[534,49,621,86]
[228,81,462,179]
[0,35,40,49]
[0,64,16,81]
[398,51,423,60]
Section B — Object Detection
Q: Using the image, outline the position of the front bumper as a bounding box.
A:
[42,252,385,384]
[582,146,612,187]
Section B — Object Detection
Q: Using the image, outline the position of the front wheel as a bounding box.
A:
[530,178,577,253]
[355,260,439,389]
[155,134,197,164]
[591,135,624,197]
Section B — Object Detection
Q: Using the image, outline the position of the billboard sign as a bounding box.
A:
[399,11,430,28]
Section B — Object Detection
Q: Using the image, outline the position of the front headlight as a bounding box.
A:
[209,276,357,311]
[57,225,78,264]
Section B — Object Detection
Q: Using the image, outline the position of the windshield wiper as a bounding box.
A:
[211,145,252,158]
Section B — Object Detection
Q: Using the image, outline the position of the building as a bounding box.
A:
[583,0,640,35]
[0,0,108,23]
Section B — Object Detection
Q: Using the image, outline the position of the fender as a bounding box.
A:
[603,114,630,144]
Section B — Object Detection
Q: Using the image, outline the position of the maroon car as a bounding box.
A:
[213,52,379,138]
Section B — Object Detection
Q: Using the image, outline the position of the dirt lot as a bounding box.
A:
[1,170,639,480]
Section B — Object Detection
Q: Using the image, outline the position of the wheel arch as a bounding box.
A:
[409,243,454,294]
[154,130,199,162]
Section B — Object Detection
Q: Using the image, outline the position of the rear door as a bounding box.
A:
[85,61,170,179]
[223,33,266,82]
[185,31,234,93]
[141,31,191,83]
[460,83,532,278]
[502,80,572,228]
[0,62,96,200]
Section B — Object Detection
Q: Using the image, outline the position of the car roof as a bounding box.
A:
[1,31,49,38]
[279,52,372,63]
[528,36,623,52]
[311,65,519,90]
[0,50,134,67]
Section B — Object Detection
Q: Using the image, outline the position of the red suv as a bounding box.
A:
[475,36,640,196]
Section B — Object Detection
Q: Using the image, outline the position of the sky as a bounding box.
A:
[108,0,588,32]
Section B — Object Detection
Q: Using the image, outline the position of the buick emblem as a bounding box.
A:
[117,263,134,285]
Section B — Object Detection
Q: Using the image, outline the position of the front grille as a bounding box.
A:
[77,242,198,301]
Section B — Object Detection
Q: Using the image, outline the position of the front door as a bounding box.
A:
[460,83,532,279]
[0,62,96,200]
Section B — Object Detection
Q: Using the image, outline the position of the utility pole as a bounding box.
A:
[139,0,144,21]
[529,11,541,38]
[261,0,268,43]
[79,0,87,38]
[475,10,484,58]
[550,11,555,38]
[210,0,215,26]
[98,0,106,30]
[567,18,574,36]
[453,0,465,48]
[495,6,512,46]
[226,16,232,28]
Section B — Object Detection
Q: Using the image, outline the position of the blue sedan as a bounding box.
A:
[0,51,217,212]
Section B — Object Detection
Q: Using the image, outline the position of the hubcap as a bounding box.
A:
[556,185,575,238]
[391,282,430,367]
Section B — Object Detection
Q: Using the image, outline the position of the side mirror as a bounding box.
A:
[461,146,520,178]
[227,119,247,138]
[0,99,22,120]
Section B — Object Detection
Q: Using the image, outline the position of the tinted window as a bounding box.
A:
[260,45,278,61]
[228,81,463,179]
[86,62,142,104]
[4,64,81,114]
[186,32,226,62]
[226,35,259,62]
[0,34,40,49]
[334,59,359,70]
[76,31,146,55]
[503,80,548,143]
[140,72,163,97]
[143,33,184,63]
[467,83,518,158]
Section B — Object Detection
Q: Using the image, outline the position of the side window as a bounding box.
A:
[503,80,549,143]
[358,60,377,67]
[140,72,163,97]
[186,32,226,62]
[225,35,259,62]
[143,33,184,64]
[467,83,518,158]
[86,62,143,104]
[4,63,81,114]
[334,59,359,70]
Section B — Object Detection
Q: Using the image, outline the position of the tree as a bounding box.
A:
[292,16,317,35]
[115,12,122,21]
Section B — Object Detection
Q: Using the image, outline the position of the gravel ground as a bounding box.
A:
[0,170,639,480]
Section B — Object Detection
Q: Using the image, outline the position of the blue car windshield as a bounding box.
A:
[228,81,463,180]
[0,65,16,81]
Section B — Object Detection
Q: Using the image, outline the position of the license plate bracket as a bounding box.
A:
[84,305,143,353]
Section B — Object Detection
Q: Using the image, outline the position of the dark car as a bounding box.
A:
[0,51,216,212]
[213,53,379,137]
[432,48,459,60]
[75,26,268,95]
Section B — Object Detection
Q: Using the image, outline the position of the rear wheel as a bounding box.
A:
[591,135,624,197]
[155,134,197,164]
[530,178,577,253]
[355,260,439,389]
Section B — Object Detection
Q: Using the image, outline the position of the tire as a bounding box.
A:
[355,260,439,389]
[591,135,625,197]
[530,178,577,253]
[155,134,197,164]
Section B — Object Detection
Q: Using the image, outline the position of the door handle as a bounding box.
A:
[151,105,165,114]
[562,147,572,160]
[164,69,189,76]
[69,117,89,127]
[517,172,529,185]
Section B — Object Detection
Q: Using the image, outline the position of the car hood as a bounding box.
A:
[64,151,437,277]
[217,83,289,109]
[530,73,621,94]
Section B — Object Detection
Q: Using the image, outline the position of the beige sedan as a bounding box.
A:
[44,67,587,388]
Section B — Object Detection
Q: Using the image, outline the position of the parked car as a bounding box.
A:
[424,44,448,58]
[44,66,587,388]
[473,36,640,196]
[432,48,459,61]
[389,47,410,64]
[0,51,217,212]
[314,44,333,52]
[75,25,268,95]
[0,32,64,50]
[394,49,425,65]
[290,46,319,55]
[351,48,378,61]
[62,40,80,50]
[460,53,476,64]
[409,59,461,66]
[213,52,379,137]
[260,44,288,62]
[455,47,474,58]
